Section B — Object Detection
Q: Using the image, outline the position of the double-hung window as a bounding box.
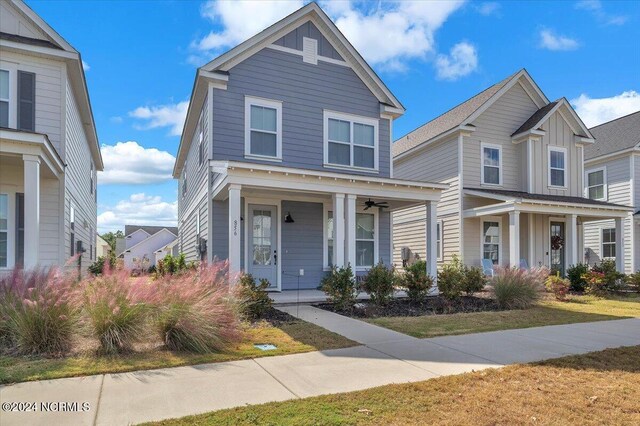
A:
[356,212,375,267]
[326,210,334,267]
[482,218,501,265]
[244,96,282,160]
[324,111,378,170]
[548,147,567,188]
[586,168,606,200]
[0,194,8,267]
[436,221,443,261]
[602,228,616,259]
[0,69,9,128]
[481,143,501,185]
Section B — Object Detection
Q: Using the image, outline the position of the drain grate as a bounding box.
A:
[254,344,277,351]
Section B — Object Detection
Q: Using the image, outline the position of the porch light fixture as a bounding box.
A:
[284,212,295,223]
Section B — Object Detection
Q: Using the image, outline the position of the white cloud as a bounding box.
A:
[192,1,466,72]
[81,60,90,71]
[98,193,177,233]
[575,0,627,26]
[571,91,640,127]
[476,2,500,16]
[435,42,478,81]
[129,100,189,136]
[538,29,579,51]
[98,141,176,185]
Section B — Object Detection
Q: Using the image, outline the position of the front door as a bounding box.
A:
[550,221,565,275]
[248,205,278,289]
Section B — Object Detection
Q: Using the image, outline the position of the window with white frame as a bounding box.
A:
[549,147,567,188]
[90,163,94,195]
[324,111,378,170]
[326,210,334,267]
[602,228,616,259]
[481,144,501,185]
[586,168,606,200]
[245,96,282,160]
[437,220,443,261]
[356,212,375,267]
[0,194,8,267]
[482,219,500,265]
[197,118,204,165]
[0,69,8,128]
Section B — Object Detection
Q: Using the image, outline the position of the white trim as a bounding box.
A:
[322,202,331,269]
[457,132,465,263]
[527,138,534,193]
[436,219,443,261]
[323,110,379,172]
[244,201,281,291]
[244,96,283,161]
[354,206,378,271]
[267,44,350,67]
[630,154,636,272]
[0,65,16,129]
[480,216,503,267]
[548,217,565,271]
[584,166,607,201]
[0,192,15,269]
[585,147,640,165]
[480,142,503,186]
[601,227,616,260]
[125,228,178,253]
[548,146,568,189]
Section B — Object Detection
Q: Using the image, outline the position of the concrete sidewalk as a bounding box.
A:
[1,308,638,426]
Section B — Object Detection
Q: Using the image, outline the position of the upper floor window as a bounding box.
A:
[481,143,502,186]
[0,69,8,127]
[17,71,35,132]
[548,147,567,188]
[324,111,378,171]
[244,96,282,161]
[586,168,606,200]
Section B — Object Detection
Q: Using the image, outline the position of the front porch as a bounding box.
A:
[209,161,447,290]
[462,188,633,273]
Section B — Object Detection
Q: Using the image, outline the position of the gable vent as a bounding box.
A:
[302,37,318,65]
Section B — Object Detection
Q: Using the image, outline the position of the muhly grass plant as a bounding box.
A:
[151,262,242,353]
[490,267,548,309]
[0,268,79,355]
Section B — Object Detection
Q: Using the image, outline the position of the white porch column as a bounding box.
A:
[565,214,578,270]
[509,211,520,267]
[344,194,356,269]
[577,220,584,264]
[228,184,242,280]
[615,217,624,273]
[332,193,345,268]
[425,201,437,282]
[23,155,40,269]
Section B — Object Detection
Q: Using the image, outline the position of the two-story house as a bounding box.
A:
[583,111,640,273]
[173,3,446,290]
[0,0,102,271]
[393,69,632,275]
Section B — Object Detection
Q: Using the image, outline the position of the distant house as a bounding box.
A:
[116,225,178,270]
[96,234,110,258]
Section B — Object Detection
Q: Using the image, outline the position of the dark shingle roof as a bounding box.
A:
[511,101,558,136]
[124,225,178,237]
[584,111,640,160]
[393,70,521,157]
[465,187,631,209]
[0,31,61,50]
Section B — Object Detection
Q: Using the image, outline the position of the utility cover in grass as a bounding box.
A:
[254,344,277,351]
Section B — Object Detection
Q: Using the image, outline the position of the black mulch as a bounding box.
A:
[314,296,503,319]
[257,307,300,326]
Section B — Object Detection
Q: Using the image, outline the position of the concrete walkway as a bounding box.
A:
[1,308,638,426]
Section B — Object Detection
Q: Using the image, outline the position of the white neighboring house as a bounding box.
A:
[583,111,640,273]
[96,233,110,258]
[0,0,103,272]
[116,225,178,270]
[155,239,179,265]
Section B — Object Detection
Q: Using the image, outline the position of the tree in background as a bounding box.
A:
[100,230,124,252]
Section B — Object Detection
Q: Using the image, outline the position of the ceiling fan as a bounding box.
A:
[363,198,389,210]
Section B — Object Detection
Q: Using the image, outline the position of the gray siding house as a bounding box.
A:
[173,3,445,290]
[393,70,632,274]
[0,0,102,272]
[583,111,640,273]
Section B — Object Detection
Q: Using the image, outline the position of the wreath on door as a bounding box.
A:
[551,235,564,250]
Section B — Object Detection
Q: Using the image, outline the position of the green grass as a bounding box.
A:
[0,319,356,384]
[146,345,640,426]
[365,294,640,339]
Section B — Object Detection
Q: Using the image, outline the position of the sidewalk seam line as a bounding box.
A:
[424,340,506,365]
[92,374,105,426]
[363,344,444,377]
[251,359,302,399]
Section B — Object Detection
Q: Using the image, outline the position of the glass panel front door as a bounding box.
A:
[550,221,565,276]
[248,205,277,288]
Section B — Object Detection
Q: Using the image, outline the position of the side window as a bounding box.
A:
[324,111,378,170]
[0,69,9,128]
[17,71,35,132]
[549,147,567,188]
[244,96,282,160]
[481,144,501,185]
[586,169,606,200]
[602,228,616,259]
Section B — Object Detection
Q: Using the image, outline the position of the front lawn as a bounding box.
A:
[148,345,640,425]
[0,311,356,384]
[365,294,640,338]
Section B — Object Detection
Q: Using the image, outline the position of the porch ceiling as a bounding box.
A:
[0,129,64,178]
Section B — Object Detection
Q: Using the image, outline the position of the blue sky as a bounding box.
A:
[27,0,640,233]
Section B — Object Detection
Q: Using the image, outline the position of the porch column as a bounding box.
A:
[23,155,40,269]
[565,214,578,270]
[509,211,520,267]
[332,193,345,268]
[615,217,624,273]
[577,220,584,264]
[344,194,357,268]
[228,184,242,280]
[425,201,437,283]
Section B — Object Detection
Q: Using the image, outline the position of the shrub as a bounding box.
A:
[545,272,571,301]
[0,268,79,355]
[592,259,625,292]
[238,274,272,320]
[490,267,547,309]
[151,263,242,353]
[88,254,116,276]
[437,256,466,300]
[360,261,395,306]
[81,269,149,354]
[626,272,640,293]
[463,266,487,295]
[321,264,357,311]
[566,263,590,292]
[583,271,607,296]
[400,260,433,303]
[156,253,194,277]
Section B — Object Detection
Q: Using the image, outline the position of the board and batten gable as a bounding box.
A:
[211,22,391,178]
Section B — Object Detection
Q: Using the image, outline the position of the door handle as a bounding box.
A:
[274,250,277,266]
